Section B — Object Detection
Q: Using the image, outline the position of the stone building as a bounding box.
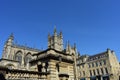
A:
[77,49,120,80]
[0,28,119,80]
[0,28,78,80]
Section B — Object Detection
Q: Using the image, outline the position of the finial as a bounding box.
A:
[68,41,70,46]
[48,33,51,38]
[78,52,80,56]
[66,41,71,54]
[9,33,14,39]
[60,31,63,37]
[60,31,62,35]
[74,43,76,48]
[54,25,57,33]
[107,48,111,53]
[67,41,71,50]
[107,48,110,50]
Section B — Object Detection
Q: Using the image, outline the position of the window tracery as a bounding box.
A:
[25,53,32,66]
[15,51,22,65]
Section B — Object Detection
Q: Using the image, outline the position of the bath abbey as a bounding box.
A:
[0,29,120,80]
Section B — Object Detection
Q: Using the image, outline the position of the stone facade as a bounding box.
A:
[77,49,120,80]
[0,28,119,80]
[0,28,78,80]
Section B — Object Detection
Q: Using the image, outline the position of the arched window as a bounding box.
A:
[15,51,22,65]
[25,53,32,66]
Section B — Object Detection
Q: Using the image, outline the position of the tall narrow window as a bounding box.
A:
[101,68,104,74]
[89,70,92,76]
[25,53,32,66]
[83,71,85,76]
[15,51,22,65]
[105,68,108,74]
[97,69,99,75]
[93,70,96,75]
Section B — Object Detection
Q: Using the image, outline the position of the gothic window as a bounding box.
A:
[15,51,22,65]
[103,60,106,65]
[25,53,32,66]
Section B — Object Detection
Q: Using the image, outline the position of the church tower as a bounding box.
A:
[48,28,63,51]
[2,33,14,59]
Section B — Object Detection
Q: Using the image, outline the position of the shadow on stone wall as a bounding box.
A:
[0,73,6,80]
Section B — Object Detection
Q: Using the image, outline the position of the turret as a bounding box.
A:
[6,33,14,46]
[53,27,58,49]
[48,33,51,48]
[48,28,63,51]
[2,33,14,59]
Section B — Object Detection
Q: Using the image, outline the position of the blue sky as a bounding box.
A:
[0,0,120,61]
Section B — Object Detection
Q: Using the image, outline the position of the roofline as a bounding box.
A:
[33,48,71,56]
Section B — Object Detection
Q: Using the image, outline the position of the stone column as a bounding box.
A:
[27,62,29,70]
[48,61,57,80]
[42,63,46,72]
